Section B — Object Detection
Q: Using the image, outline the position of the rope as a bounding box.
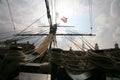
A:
[0,31,15,35]
[54,0,57,24]
[79,36,94,50]
[67,30,94,50]
[33,28,49,46]
[50,50,120,71]
[50,0,53,23]
[18,15,45,34]
[50,51,93,72]
[62,36,71,48]
[6,0,16,31]
[34,36,46,47]
[50,0,57,24]
[88,0,93,34]
[65,37,83,50]
[0,35,13,41]
[53,36,58,48]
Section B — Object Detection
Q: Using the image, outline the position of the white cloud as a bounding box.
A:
[0,0,47,33]
[89,0,120,49]
[110,0,120,18]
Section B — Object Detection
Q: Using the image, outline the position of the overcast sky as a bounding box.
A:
[0,0,120,49]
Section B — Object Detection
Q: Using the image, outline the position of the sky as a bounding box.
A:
[0,0,120,50]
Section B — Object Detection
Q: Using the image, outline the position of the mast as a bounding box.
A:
[45,0,57,35]
[34,0,57,56]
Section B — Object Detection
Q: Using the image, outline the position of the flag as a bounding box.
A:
[60,17,67,23]
[56,12,67,23]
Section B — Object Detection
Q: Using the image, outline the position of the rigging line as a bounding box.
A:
[22,27,49,34]
[18,14,46,34]
[23,37,37,41]
[15,36,31,40]
[18,19,40,34]
[64,34,87,50]
[71,31,94,49]
[79,36,94,50]
[52,35,58,48]
[65,30,93,50]
[73,40,82,50]
[9,37,31,42]
[73,36,89,50]
[50,0,53,23]
[68,29,94,49]
[38,27,49,33]
[62,36,70,48]
[24,48,35,54]
[0,28,28,35]
[34,36,44,45]
[33,29,49,45]
[0,35,14,41]
[20,36,35,40]
[0,31,17,35]
[65,37,82,50]
[35,28,49,35]
[54,0,57,24]
[67,29,81,35]
[88,0,93,33]
[62,36,78,56]
[88,0,92,26]
[64,36,86,56]
[81,36,94,49]
[34,37,45,47]
[51,0,56,24]
[6,0,16,31]
[79,36,92,49]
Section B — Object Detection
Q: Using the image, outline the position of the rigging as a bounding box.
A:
[88,0,93,34]
[18,14,46,34]
[6,0,16,31]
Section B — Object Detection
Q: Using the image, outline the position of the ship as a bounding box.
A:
[0,0,120,80]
